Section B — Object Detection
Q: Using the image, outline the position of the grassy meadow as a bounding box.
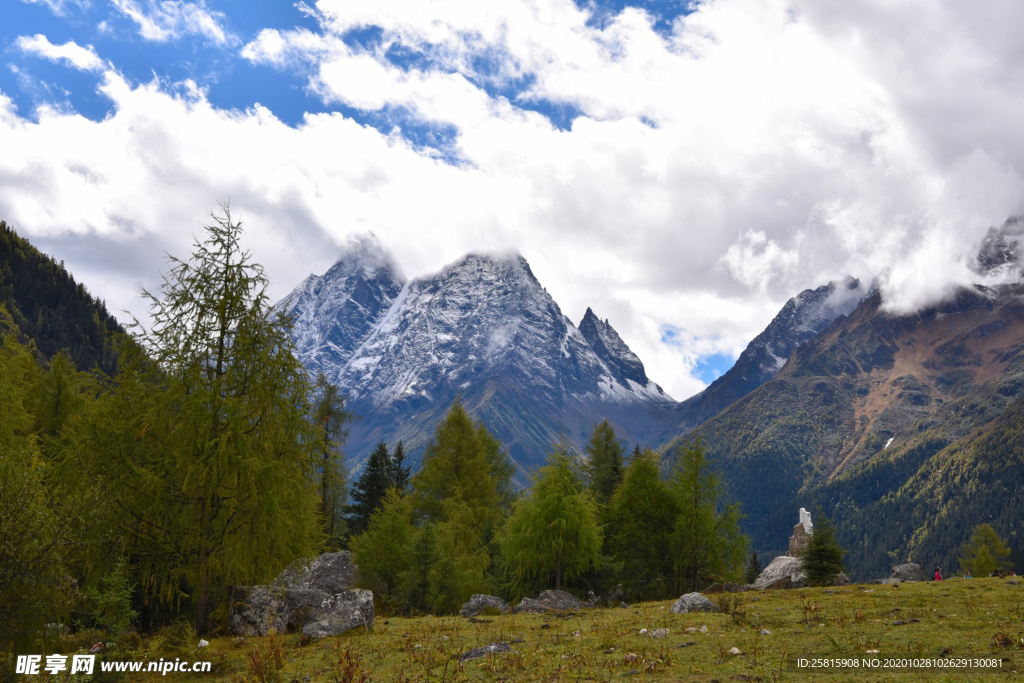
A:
[21,577,1023,682]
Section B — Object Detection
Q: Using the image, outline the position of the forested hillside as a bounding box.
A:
[0,221,123,374]
[672,284,1024,579]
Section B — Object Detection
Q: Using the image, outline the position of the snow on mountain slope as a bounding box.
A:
[280,233,405,375]
[280,244,674,479]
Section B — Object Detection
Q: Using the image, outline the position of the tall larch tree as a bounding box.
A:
[498,442,601,593]
[61,205,324,633]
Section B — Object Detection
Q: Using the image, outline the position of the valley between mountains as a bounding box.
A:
[279,223,1024,580]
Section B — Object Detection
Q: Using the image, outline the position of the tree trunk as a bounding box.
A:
[555,553,562,591]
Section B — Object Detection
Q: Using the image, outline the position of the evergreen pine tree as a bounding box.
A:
[389,440,411,493]
[498,441,601,593]
[959,523,1013,576]
[349,441,393,536]
[669,441,748,592]
[799,510,845,587]
[585,420,625,506]
[744,551,762,584]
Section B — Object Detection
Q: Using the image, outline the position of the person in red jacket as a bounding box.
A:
[934,567,942,581]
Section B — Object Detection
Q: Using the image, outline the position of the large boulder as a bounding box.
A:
[754,556,806,589]
[460,594,509,617]
[890,563,928,582]
[228,586,328,636]
[511,590,587,614]
[230,551,365,636]
[275,551,356,595]
[301,589,375,639]
[670,592,719,614]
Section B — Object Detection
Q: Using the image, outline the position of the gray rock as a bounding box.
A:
[460,642,511,661]
[275,551,356,595]
[670,593,719,614]
[833,572,850,586]
[889,563,928,582]
[301,589,375,639]
[1008,578,1019,585]
[460,594,509,617]
[228,586,329,636]
[754,556,806,588]
[760,577,794,590]
[650,628,669,639]
[511,589,587,614]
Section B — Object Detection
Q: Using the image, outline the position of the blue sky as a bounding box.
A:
[1,0,1022,400]
[1,1,694,137]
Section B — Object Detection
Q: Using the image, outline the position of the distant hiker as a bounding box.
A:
[1009,570,1017,577]
[964,571,972,579]
[934,567,942,581]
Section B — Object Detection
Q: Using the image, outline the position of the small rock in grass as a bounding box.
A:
[197,639,209,648]
[701,625,708,633]
[639,628,648,635]
[670,593,719,614]
[760,629,771,636]
[729,647,741,655]
[650,628,669,639]
[460,642,511,661]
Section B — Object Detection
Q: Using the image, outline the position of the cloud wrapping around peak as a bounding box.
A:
[2,0,1024,400]
[16,34,105,72]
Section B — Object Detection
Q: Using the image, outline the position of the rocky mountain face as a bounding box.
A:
[280,238,675,482]
[673,282,1024,579]
[653,276,866,441]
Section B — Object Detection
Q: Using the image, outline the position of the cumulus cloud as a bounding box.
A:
[16,34,105,72]
[3,0,1024,400]
[110,0,236,46]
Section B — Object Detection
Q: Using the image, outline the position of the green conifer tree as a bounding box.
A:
[411,399,500,532]
[669,441,747,592]
[744,551,762,584]
[585,420,625,506]
[959,523,1013,576]
[498,442,601,593]
[389,440,411,492]
[62,205,323,633]
[313,372,351,546]
[349,441,394,535]
[799,510,846,587]
[604,449,677,599]
[350,489,415,611]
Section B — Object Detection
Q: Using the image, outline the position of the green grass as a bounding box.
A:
[37,578,1024,681]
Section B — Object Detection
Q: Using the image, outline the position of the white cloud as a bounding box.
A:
[19,0,89,17]
[16,34,105,72]
[3,0,1024,400]
[110,0,236,46]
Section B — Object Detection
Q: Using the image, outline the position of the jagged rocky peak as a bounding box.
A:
[975,216,1023,277]
[752,276,865,373]
[578,307,649,388]
[279,232,406,371]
